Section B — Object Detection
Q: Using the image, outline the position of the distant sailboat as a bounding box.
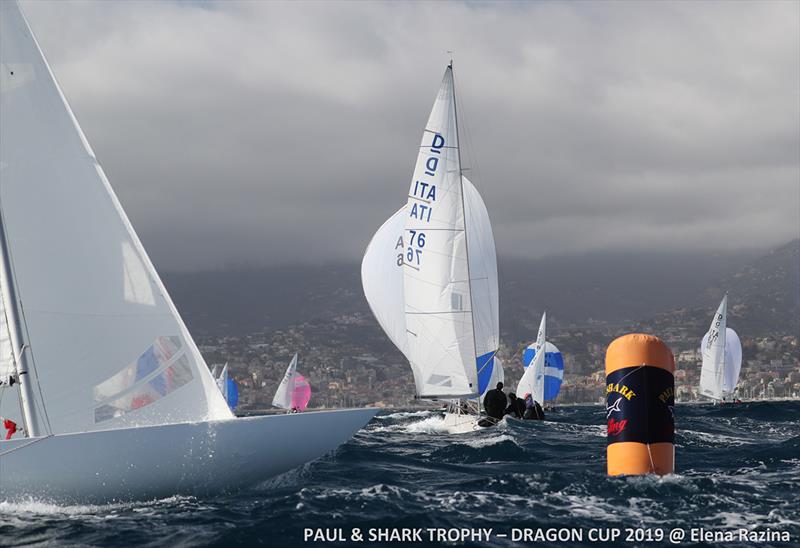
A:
[699,295,743,402]
[517,312,547,408]
[522,318,564,406]
[0,0,375,501]
[362,62,500,434]
[215,364,239,411]
[272,353,312,412]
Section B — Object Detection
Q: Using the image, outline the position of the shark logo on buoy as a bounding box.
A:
[606,396,623,419]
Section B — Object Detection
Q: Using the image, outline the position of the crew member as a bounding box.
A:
[483,382,507,420]
[522,393,545,420]
[504,392,525,418]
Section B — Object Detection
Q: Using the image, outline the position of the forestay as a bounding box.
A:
[0,1,232,436]
[699,296,728,400]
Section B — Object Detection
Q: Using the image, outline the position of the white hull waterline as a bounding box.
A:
[0,409,376,502]
[440,412,491,434]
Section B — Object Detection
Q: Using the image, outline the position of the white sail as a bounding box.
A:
[699,296,728,400]
[364,184,498,396]
[463,174,500,395]
[272,353,298,409]
[216,364,229,401]
[701,327,742,397]
[0,1,232,436]
[402,66,474,398]
[0,295,12,383]
[517,312,546,403]
[481,356,504,396]
[361,207,410,359]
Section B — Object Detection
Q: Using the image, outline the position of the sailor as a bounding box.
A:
[522,393,545,420]
[483,381,507,420]
[504,392,525,418]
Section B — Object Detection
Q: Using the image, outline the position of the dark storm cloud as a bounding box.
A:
[20,0,800,269]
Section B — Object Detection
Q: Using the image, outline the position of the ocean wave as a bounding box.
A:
[2,401,798,546]
[374,410,434,421]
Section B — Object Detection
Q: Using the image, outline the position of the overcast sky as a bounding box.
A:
[20,0,800,270]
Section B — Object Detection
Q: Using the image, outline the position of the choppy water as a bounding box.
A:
[0,401,798,547]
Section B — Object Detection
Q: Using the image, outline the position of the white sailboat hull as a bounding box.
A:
[0,408,377,503]
[440,412,499,434]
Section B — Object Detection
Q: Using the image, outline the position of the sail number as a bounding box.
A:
[405,133,444,268]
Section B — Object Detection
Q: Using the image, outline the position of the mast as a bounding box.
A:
[449,60,480,399]
[0,200,41,437]
[720,293,728,400]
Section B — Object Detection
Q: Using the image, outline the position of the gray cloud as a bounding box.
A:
[20,0,800,269]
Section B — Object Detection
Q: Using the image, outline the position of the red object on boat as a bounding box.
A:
[3,418,17,440]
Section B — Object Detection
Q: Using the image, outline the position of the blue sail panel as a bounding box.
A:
[543,351,564,401]
[523,342,564,401]
[226,378,239,410]
[476,351,497,395]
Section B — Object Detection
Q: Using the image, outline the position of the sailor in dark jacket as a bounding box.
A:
[483,382,507,420]
[504,392,526,418]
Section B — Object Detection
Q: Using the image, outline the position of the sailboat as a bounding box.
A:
[272,353,312,412]
[361,62,500,434]
[521,314,564,408]
[699,295,743,403]
[0,0,376,502]
[517,312,546,412]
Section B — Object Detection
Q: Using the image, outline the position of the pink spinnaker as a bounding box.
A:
[292,374,311,411]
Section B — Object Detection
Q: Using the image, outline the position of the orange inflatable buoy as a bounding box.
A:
[605,334,675,476]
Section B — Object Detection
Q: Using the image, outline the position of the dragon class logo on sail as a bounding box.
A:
[403,132,443,267]
[409,132,443,224]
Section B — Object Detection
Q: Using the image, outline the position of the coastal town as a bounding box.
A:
[198,309,800,411]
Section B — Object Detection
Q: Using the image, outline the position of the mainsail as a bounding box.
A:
[517,312,546,404]
[362,65,498,400]
[0,1,232,436]
[362,178,499,399]
[699,296,729,400]
[701,328,742,396]
[273,354,299,409]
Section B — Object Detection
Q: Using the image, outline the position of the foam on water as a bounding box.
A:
[1,401,798,547]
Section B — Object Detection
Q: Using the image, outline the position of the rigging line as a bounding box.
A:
[18,299,52,435]
[450,63,480,377]
[451,68,499,352]
[613,365,645,385]
[418,143,459,149]
[404,228,464,232]
[405,310,473,315]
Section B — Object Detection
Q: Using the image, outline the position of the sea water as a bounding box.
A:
[0,401,797,547]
